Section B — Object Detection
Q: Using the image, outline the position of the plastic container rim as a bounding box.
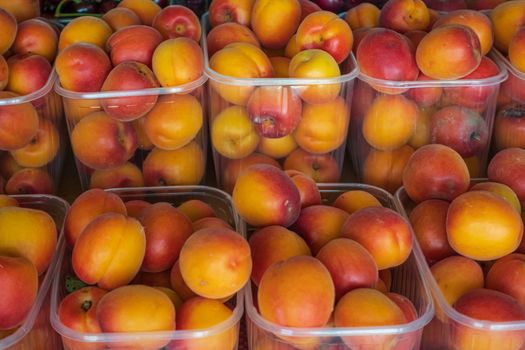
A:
[0,194,69,348]
[394,183,525,332]
[54,73,208,99]
[358,50,508,89]
[492,48,525,80]
[49,185,245,344]
[201,13,359,87]
[0,70,57,106]
[244,182,435,338]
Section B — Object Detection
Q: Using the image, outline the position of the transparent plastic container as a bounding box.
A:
[0,71,65,195]
[395,183,525,350]
[0,194,69,350]
[348,51,507,194]
[202,13,359,193]
[245,183,434,350]
[50,185,244,350]
[491,49,525,152]
[55,74,208,191]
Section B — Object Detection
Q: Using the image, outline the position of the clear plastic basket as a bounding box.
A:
[348,51,507,194]
[0,194,69,350]
[202,13,359,193]
[245,183,434,350]
[395,183,525,350]
[0,71,65,195]
[55,69,208,192]
[50,185,245,350]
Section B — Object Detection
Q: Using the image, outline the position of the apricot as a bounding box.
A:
[72,212,145,291]
[409,199,455,263]
[291,204,349,254]
[12,18,58,62]
[211,105,260,159]
[258,255,334,327]
[406,74,443,108]
[0,92,39,151]
[138,202,193,273]
[55,43,112,93]
[58,16,113,51]
[208,0,254,27]
[379,0,430,33]
[152,5,201,42]
[117,0,161,26]
[257,134,297,159]
[144,93,202,151]
[4,168,55,195]
[152,37,203,87]
[0,56,7,91]
[89,162,145,189]
[288,49,341,104]
[249,225,311,286]
[447,190,523,261]
[471,181,521,213]
[363,144,415,194]
[170,260,197,301]
[102,7,141,31]
[334,288,406,349]
[268,56,290,78]
[453,289,525,350]
[70,111,138,170]
[416,24,482,80]
[251,0,301,50]
[221,152,281,193]
[0,8,17,55]
[509,27,525,73]
[284,34,300,59]
[486,254,525,308]
[209,42,273,105]
[0,195,18,208]
[206,22,259,57]
[341,206,413,269]
[430,255,484,307]
[192,217,233,231]
[177,199,216,222]
[179,227,251,299]
[175,297,236,350]
[490,0,525,53]
[294,96,349,154]
[345,2,380,29]
[402,143,470,203]
[97,285,174,349]
[0,255,38,331]
[286,171,322,208]
[283,148,341,182]
[333,190,382,214]
[106,25,163,67]
[0,206,57,275]
[433,9,493,55]
[232,164,301,227]
[362,94,418,151]
[6,53,52,97]
[142,141,205,186]
[124,199,151,219]
[488,148,525,206]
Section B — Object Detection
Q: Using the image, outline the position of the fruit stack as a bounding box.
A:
[50,186,248,349]
[347,0,507,194]
[229,164,432,349]
[54,1,208,191]
[0,193,68,349]
[396,143,525,350]
[0,8,66,195]
[490,1,525,152]
[203,0,359,193]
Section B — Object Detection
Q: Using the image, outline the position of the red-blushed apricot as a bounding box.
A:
[102,7,142,31]
[192,217,233,232]
[176,199,216,222]
[470,181,521,213]
[341,206,413,269]
[334,288,406,349]
[409,199,455,264]
[12,18,58,62]
[447,190,523,261]
[152,5,201,42]
[286,171,321,208]
[4,168,55,195]
[232,164,301,227]
[0,255,38,330]
[283,148,341,183]
[96,285,174,349]
[379,0,431,33]
[0,91,39,151]
[290,204,349,254]
[486,254,525,308]
[208,0,254,27]
[488,148,525,207]
[132,270,172,288]
[206,22,259,58]
[249,225,311,286]
[453,289,525,350]
[89,162,145,189]
[317,238,378,301]
[64,188,127,248]
[221,153,281,194]
[179,227,251,299]
[258,255,335,328]
[138,202,193,273]
[402,143,470,203]
[0,8,17,55]
[170,260,197,301]
[0,206,57,275]
[106,25,163,67]
[72,213,146,290]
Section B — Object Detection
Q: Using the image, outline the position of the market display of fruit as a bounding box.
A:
[51,186,247,350]
[2,0,525,349]
[0,194,67,349]
[0,7,65,195]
